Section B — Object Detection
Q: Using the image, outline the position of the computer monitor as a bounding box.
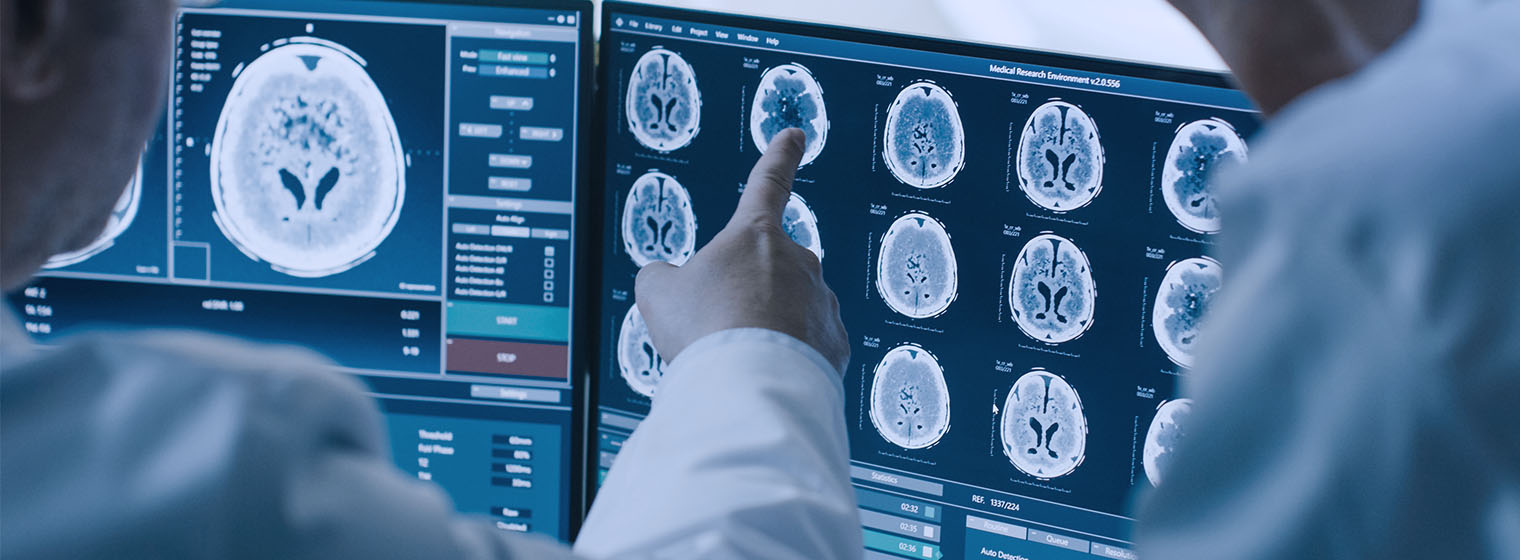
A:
[591,3,1260,557]
[12,0,594,541]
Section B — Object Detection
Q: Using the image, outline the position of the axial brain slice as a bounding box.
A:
[883,82,966,189]
[1143,398,1194,487]
[1017,100,1104,211]
[1163,119,1248,233]
[626,47,702,152]
[781,193,824,260]
[211,40,405,278]
[1153,257,1223,368]
[617,305,667,398]
[621,171,697,267]
[1001,370,1087,479]
[1010,234,1097,344]
[869,344,951,449]
[876,213,958,319]
[749,63,829,166]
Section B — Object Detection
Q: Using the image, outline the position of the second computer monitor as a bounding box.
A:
[592,3,1261,558]
[19,0,594,541]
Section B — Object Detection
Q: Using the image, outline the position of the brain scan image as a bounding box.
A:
[1001,369,1087,479]
[210,39,405,278]
[876,213,958,319]
[45,166,142,269]
[1016,100,1104,212]
[1143,398,1194,487]
[869,344,951,450]
[1162,118,1248,233]
[1009,234,1097,344]
[750,63,829,167]
[617,305,667,399]
[1153,257,1223,368]
[883,81,966,189]
[626,47,702,153]
[621,171,697,268]
[782,193,824,260]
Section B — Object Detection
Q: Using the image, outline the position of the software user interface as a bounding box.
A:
[594,6,1260,558]
[13,0,585,540]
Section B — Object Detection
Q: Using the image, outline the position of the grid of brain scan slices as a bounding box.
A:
[594,4,1260,556]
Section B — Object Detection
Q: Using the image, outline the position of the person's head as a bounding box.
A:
[1167,0,1421,116]
[1,0,176,292]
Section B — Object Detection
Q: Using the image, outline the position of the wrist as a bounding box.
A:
[670,328,844,381]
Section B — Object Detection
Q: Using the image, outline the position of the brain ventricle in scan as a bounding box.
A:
[1162,118,1247,233]
[211,39,406,278]
[621,171,698,268]
[869,344,951,450]
[1010,233,1097,344]
[883,81,965,189]
[627,47,702,153]
[1143,398,1193,487]
[876,212,958,319]
[782,193,824,260]
[1001,369,1087,479]
[617,304,666,398]
[1153,257,1222,368]
[749,63,829,167]
[1017,100,1104,212]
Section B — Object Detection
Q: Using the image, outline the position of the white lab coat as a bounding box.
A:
[1135,1,1520,558]
[0,313,861,559]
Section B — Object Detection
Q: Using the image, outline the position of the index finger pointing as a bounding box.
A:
[729,128,806,229]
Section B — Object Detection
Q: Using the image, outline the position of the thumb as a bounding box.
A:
[634,261,678,316]
[728,128,806,230]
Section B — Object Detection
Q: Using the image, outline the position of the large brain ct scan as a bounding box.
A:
[876,212,958,319]
[1153,257,1223,368]
[883,81,966,189]
[617,304,666,398]
[1143,398,1193,487]
[869,344,951,450]
[210,38,406,278]
[1009,233,1097,344]
[782,192,824,260]
[1016,100,1104,212]
[1001,369,1087,479]
[750,63,829,167]
[626,47,702,153]
[621,171,698,267]
[45,167,142,269]
[1162,118,1248,233]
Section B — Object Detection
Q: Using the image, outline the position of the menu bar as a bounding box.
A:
[608,12,1255,111]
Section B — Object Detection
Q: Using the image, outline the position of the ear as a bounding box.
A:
[1,0,71,101]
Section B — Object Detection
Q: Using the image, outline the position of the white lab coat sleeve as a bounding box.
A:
[574,328,863,560]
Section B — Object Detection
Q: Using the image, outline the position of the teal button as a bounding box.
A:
[480,49,550,65]
[448,301,569,343]
[856,487,942,522]
[863,529,942,559]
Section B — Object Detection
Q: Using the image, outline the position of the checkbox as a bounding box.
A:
[544,269,555,280]
[544,258,556,268]
[543,281,555,291]
[544,246,556,257]
[543,293,554,303]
